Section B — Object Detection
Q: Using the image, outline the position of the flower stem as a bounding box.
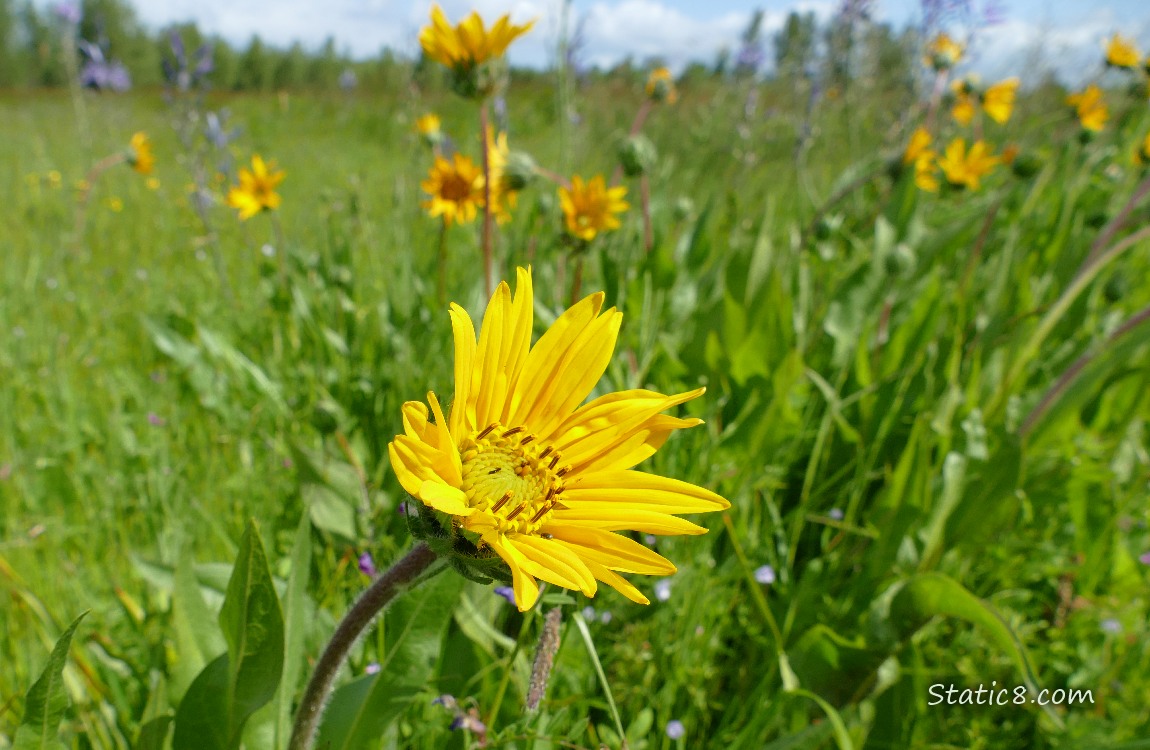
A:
[437,220,449,306]
[480,102,494,298]
[288,542,438,750]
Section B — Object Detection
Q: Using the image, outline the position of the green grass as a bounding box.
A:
[2,72,1150,749]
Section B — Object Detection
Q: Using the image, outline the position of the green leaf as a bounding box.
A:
[219,519,285,740]
[275,515,314,749]
[315,571,462,750]
[171,552,226,697]
[135,715,174,750]
[12,612,87,750]
[883,573,1062,728]
[172,519,285,750]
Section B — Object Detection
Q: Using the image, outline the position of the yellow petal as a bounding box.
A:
[542,525,677,575]
[448,303,477,440]
[486,533,541,611]
[418,480,474,516]
[582,558,649,604]
[565,470,730,513]
[509,291,605,429]
[472,281,511,427]
[551,508,708,535]
[508,534,597,596]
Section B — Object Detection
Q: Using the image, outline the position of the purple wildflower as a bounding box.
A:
[365,662,381,674]
[655,578,672,602]
[829,508,845,521]
[147,412,166,427]
[1139,552,1150,565]
[358,552,377,578]
[494,586,516,605]
[666,719,686,740]
[1101,618,1122,634]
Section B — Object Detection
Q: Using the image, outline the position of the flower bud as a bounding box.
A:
[501,151,537,191]
[617,134,657,177]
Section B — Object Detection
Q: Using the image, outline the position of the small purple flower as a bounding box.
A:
[829,508,844,521]
[666,719,685,740]
[1139,552,1150,565]
[655,578,672,602]
[494,586,516,605]
[1101,618,1122,634]
[432,694,458,709]
[754,565,776,585]
[581,605,596,621]
[358,552,377,578]
[53,2,81,24]
[643,534,658,547]
[147,412,166,427]
[364,662,381,674]
[599,610,613,624]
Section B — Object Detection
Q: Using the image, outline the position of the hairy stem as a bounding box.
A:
[480,103,494,298]
[288,543,437,750]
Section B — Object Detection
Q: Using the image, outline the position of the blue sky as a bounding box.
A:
[48,1,1150,81]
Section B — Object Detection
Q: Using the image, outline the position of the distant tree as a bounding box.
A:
[234,35,271,90]
[80,0,159,85]
[0,0,17,87]
[21,3,66,87]
[774,11,816,81]
[209,35,238,89]
[272,41,307,90]
[305,36,341,89]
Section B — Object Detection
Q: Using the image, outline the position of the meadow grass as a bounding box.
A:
[2,72,1150,749]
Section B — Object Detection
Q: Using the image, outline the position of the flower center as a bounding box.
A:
[459,422,568,535]
[441,172,475,202]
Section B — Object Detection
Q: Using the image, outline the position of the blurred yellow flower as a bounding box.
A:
[1105,34,1140,68]
[938,138,999,190]
[559,175,629,241]
[107,197,124,213]
[226,155,285,221]
[388,267,729,612]
[925,32,963,70]
[419,5,533,71]
[914,153,940,192]
[902,127,933,164]
[1001,143,1020,165]
[422,152,485,226]
[47,170,62,188]
[646,67,679,104]
[1067,85,1108,132]
[485,128,518,224]
[951,94,976,125]
[416,113,442,137]
[128,132,154,175]
[982,78,1019,124]
[146,177,161,191]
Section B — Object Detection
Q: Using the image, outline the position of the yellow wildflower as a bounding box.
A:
[1105,34,1140,69]
[1067,85,1108,132]
[416,113,442,138]
[925,32,963,70]
[388,268,729,612]
[146,177,161,191]
[952,94,977,125]
[914,152,940,193]
[559,175,629,242]
[485,128,518,224]
[646,67,679,104]
[422,153,485,226]
[47,170,62,188]
[419,5,533,71]
[226,155,285,221]
[982,78,1019,124]
[107,197,124,212]
[902,127,933,165]
[128,132,155,175]
[938,138,999,190]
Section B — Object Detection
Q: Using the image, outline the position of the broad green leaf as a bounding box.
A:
[274,514,314,749]
[315,571,463,750]
[171,552,226,697]
[218,519,285,741]
[172,654,230,750]
[12,612,87,750]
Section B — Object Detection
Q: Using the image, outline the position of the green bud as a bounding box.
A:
[673,196,695,221]
[1011,153,1043,179]
[617,134,658,177]
[501,151,538,192]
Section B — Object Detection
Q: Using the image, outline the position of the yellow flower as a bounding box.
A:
[559,175,629,242]
[902,127,933,165]
[388,268,729,612]
[938,138,999,190]
[226,155,285,221]
[146,177,161,191]
[646,67,679,104]
[422,153,485,226]
[951,94,976,125]
[416,113,442,137]
[128,132,155,175]
[1001,143,1020,165]
[925,32,963,70]
[982,78,1019,124]
[419,5,533,70]
[1067,85,1108,132]
[1105,34,1140,68]
[107,197,124,212]
[485,128,518,224]
[914,152,940,193]
[47,170,62,188]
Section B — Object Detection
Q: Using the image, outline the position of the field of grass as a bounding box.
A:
[2,62,1150,750]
